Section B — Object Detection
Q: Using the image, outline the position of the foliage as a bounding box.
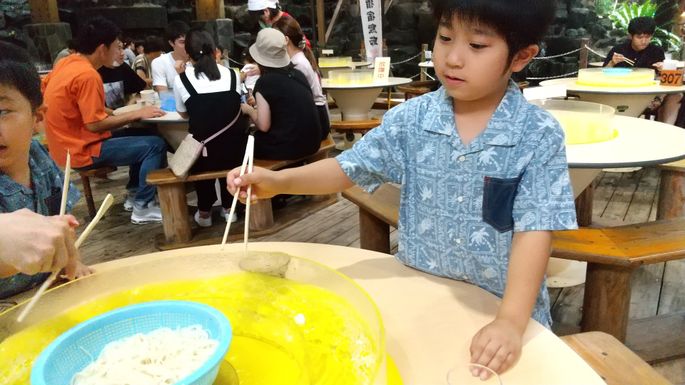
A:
[608,0,681,52]
[595,0,617,18]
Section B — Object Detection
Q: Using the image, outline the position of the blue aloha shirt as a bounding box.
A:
[0,140,80,299]
[337,81,578,327]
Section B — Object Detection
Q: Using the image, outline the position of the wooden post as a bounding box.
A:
[157,183,192,244]
[28,0,59,23]
[574,185,594,226]
[325,0,345,44]
[359,209,391,254]
[249,200,274,231]
[316,0,326,46]
[420,43,428,81]
[657,167,685,219]
[196,0,225,21]
[579,37,590,69]
[581,263,634,341]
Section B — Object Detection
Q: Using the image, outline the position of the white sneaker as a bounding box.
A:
[194,211,212,228]
[220,208,238,223]
[131,204,163,224]
[123,195,135,212]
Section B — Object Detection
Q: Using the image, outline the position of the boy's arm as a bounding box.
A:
[228,158,354,201]
[85,106,165,132]
[470,230,551,379]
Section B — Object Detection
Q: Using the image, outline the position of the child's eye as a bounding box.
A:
[0,109,8,116]
[470,43,487,49]
[438,34,451,42]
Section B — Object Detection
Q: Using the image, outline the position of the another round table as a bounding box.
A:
[319,61,370,78]
[113,104,189,149]
[540,77,685,117]
[322,77,412,121]
[1,243,606,385]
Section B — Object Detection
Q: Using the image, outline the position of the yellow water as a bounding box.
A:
[0,273,381,385]
[548,110,617,145]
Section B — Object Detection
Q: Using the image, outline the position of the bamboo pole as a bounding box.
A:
[28,0,59,23]
[196,0,225,21]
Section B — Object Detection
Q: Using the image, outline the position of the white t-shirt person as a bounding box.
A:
[173,65,241,112]
[290,51,326,106]
[151,52,192,90]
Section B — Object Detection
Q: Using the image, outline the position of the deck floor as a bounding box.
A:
[38,149,685,384]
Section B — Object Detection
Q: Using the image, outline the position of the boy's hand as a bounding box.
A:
[611,53,627,65]
[226,166,281,203]
[469,318,522,380]
[174,59,187,74]
[137,106,165,120]
[0,209,81,277]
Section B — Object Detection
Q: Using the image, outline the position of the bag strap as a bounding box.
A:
[202,108,241,145]
[229,67,238,93]
[179,72,198,96]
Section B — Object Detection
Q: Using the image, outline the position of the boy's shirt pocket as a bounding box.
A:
[482,175,522,232]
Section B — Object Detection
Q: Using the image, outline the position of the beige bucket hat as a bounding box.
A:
[249,28,290,68]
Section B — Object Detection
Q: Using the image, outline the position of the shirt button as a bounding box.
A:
[458,156,466,162]
[457,196,464,202]
[456,238,462,244]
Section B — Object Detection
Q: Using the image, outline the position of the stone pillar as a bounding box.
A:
[28,0,59,23]
[22,22,71,64]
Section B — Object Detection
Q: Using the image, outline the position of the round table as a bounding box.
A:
[547,115,685,287]
[319,61,370,78]
[1,243,605,385]
[540,77,685,117]
[322,77,412,121]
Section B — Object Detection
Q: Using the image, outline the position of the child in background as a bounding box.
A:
[228,0,576,379]
[0,43,92,299]
[240,49,260,104]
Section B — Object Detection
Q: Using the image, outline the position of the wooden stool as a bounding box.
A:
[657,159,685,219]
[330,118,381,141]
[562,332,672,385]
[396,80,440,100]
[78,166,117,218]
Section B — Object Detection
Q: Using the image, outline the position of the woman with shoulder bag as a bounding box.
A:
[173,28,249,227]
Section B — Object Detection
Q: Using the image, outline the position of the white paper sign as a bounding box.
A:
[321,49,334,55]
[359,0,382,62]
[373,57,390,81]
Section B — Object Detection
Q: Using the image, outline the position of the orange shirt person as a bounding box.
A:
[42,17,168,224]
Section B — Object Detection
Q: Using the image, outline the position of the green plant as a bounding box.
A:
[608,0,681,52]
[595,0,617,18]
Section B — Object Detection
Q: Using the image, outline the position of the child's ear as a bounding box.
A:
[510,44,540,73]
[32,105,47,135]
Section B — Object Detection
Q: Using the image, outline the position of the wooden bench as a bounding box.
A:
[342,183,685,343]
[78,166,117,218]
[147,135,335,248]
[657,159,685,220]
[562,332,672,385]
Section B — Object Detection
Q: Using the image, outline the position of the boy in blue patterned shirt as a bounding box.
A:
[228,0,576,378]
[0,46,92,299]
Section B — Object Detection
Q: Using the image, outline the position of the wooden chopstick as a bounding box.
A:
[243,137,255,257]
[221,135,255,251]
[18,151,71,322]
[623,57,635,66]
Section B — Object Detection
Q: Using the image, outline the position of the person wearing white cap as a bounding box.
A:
[247,0,310,47]
[240,28,321,160]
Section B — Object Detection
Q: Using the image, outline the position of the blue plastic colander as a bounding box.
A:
[31,300,232,385]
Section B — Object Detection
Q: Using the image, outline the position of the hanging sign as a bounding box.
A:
[359,0,382,62]
[373,57,390,82]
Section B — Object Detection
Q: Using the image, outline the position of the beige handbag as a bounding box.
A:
[169,111,241,178]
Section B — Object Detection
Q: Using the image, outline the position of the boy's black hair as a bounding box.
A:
[628,16,657,35]
[66,38,78,50]
[76,16,121,55]
[0,41,33,63]
[0,61,42,111]
[164,20,190,45]
[431,0,555,62]
[185,28,220,81]
[144,35,165,53]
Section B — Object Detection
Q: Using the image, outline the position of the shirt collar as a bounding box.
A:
[423,80,527,146]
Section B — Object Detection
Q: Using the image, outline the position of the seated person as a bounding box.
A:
[240,29,321,160]
[603,16,664,68]
[133,36,164,88]
[273,17,330,141]
[0,53,92,299]
[98,40,147,111]
[173,29,249,227]
[42,17,167,224]
[151,20,191,92]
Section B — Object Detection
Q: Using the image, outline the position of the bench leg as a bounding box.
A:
[574,185,594,227]
[157,183,191,244]
[249,199,274,231]
[359,208,391,254]
[657,169,685,220]
[581,263,634,341]
[80,174,96,219]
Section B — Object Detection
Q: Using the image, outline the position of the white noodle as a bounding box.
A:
[70,325,218,385]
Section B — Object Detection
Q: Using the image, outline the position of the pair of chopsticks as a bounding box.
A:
[17,152,114,322]
[623,57,635,66]
[221,135,255,256]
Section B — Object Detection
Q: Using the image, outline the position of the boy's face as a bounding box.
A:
[170,36,188,59]
[629,33,652,52]
[0,85,43,172]
[432,16,536,103]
